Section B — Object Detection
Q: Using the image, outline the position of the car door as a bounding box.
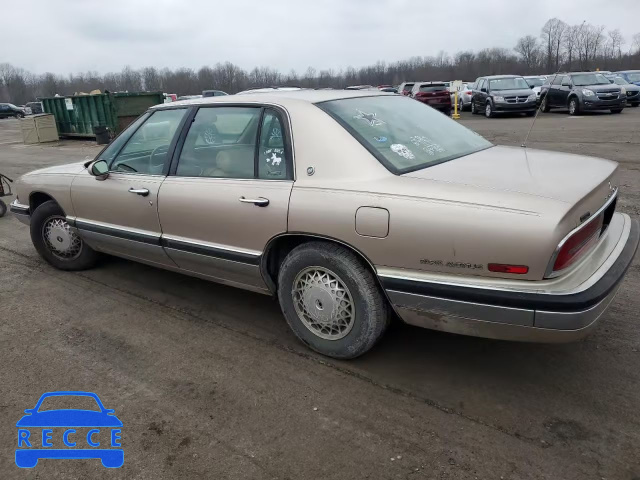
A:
[157,105,293,293]
[477,78,487,106]
[557,75,572,107]
[71,107,189,267]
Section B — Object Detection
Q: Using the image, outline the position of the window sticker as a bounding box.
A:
[269,127,282,141]
[354,109,385,127]
[409,135,445,156]
[373,136,387,142]
[390,144,415,160]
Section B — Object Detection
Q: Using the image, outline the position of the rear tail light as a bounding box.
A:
[548,192,617,276]
[488,264,529,274]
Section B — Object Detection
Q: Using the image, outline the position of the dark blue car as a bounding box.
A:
[16,391,123,468]
[615,70,640,87]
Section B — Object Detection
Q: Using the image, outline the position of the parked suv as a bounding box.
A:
[606,75,640,108]
[471,76,537,118]
[614,70,640,86]
[0,103,25,119]
[540,72,625,115]
[410,82,452,115]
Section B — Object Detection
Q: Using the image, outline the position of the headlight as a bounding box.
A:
[493,95,505,102]
[582,89,595,97]
[527,94,536,101]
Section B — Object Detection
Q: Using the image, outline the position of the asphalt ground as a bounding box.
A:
[0,106,639,479]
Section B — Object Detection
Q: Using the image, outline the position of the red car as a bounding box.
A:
[410,82,452,115]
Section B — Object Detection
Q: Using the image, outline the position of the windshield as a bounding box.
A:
[610,77,627,85]
[319,96,492,174]
[489,77,529,90]
[626,73,640,82]
[525,78,544,87]
[571,73,611,86]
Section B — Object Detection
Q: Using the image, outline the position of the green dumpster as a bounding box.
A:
[41,91,163,139]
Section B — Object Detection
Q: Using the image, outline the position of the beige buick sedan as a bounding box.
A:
[10,91,639,358]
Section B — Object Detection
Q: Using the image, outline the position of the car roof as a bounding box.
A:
[483,75,522,79]
[152,89,395,109]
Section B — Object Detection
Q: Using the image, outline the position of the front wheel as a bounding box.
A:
[540,95,550,112]
[277,242,390,359]
[30,200,100,270]
[471,99,477,115]
[0,199,6,217]
[568,97,580,116]
[485,101,494,118]
[610,108,623,114]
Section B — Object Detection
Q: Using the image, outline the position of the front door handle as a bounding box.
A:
[239,196,269,207]
[129,188,150,197]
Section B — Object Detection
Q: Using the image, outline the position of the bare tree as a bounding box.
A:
[563,24,581,71]
[632,33,640,54]
[541,18,567,71]
[514,35,540,71]
[608,29,624,59]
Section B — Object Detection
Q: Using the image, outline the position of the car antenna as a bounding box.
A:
[521,20,587,148]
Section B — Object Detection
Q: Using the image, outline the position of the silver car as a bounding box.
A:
[10,90,639,358]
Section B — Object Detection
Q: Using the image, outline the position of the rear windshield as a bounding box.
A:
[402,84,414,92]
[419,84,447,92]
[319,96,492,174]
[489,77,529,90]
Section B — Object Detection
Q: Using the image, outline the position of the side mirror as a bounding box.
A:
[529,85,534,89]
[561,82,571,87]
[481,88,487,93]
[89,159,109,181]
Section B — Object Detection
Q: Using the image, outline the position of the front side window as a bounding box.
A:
[111,109,186,174]
[176,107,261,178]
[319,95,492,174]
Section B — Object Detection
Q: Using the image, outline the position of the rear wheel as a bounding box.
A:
[610,108,623,114]
[0,199,6,217]
[30,200,99,270]
[277,241,390,359]
[471,99,478,115]
[568,97,580,116]
[458,98,464,112]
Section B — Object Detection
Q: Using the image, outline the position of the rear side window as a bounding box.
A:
[176,107,261,178]
[258,110,289,180]
[319,96,492,174]
[419,84,447,92]
[551,75,563,86]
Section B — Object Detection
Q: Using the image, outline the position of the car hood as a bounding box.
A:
[16,410,123,427]
[491,88,533,97]
[25,161,87,176]
[403,145,617,204]
[578,84,620,92]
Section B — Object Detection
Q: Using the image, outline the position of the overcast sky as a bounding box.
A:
[4,0,639,75]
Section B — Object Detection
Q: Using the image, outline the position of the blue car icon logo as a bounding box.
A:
[16,391,123,468]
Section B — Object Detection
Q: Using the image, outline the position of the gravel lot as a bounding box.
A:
[1,108,639,479]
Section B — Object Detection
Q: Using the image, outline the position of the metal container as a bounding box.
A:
[41,92,162,139]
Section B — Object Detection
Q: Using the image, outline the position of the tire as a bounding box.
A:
[485,101,494,118]
[443,108,452,117]
[458,99,464,112]
[540,95,550,112]
[277,241,390,359]
[30,200,99,270]
[610,109,623,114]
[0,199,6,217]
[568,97,580,116]
[471,99,477,115]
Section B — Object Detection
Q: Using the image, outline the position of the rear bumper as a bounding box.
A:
[382,215,639,342]
[9,200,30,225]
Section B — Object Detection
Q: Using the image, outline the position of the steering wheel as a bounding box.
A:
[149,145,169,171]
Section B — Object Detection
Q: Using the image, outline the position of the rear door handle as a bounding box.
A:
[239,196,269,207]
[128,188,150,197]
